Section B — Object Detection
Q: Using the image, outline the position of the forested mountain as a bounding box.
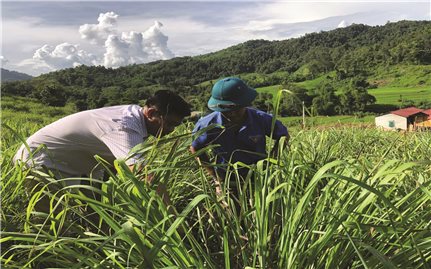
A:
[1,68,33,82]
[2,20,431,115]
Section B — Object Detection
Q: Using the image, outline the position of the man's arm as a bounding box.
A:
[128,165,173,207]
[270,133,290,158]
[189,146,222,196]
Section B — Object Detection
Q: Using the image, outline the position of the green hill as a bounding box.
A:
[2,20,430,114]
[1,68,33,82]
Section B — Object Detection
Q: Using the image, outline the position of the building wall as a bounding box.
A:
[413,114,429,124]
[375,114,407,130]
[416,120,431,128]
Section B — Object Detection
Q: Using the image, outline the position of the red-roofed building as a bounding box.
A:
[391,107,425,118]
[423,109,431,118]
[375,107,430,130]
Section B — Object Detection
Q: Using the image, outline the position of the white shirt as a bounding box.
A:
[14,105,148,177]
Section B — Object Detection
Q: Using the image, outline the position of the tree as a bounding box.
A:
[304,47,334,77]
[311,83,339,115]
[253,93,274,112]
[338,78,376,114]
[100,86,122,106]
[86,88,103,109]
[33,80,67,106]
[1,81,34,96]
[279,84,312,116]
[122,87,151,104]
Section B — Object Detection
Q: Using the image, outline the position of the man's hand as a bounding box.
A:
[190,146,229,208]
[270,134,290,158]
[129,165,174,213]
[212,175,229,208]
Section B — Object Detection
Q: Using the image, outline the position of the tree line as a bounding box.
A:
[254,77,376,116]
[2,20,430,115]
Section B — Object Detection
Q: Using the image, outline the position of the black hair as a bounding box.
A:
[145,90,191,117]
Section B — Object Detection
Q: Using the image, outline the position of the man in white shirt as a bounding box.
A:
[14,90,191,208]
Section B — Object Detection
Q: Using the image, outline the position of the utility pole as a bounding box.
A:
[302,101,305,129]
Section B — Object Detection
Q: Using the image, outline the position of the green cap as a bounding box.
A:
[207,77,257,112]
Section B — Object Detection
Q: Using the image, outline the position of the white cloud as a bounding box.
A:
[1,56,9,66]
[19,43,99,73]
[249,2,354,25]
[18,58,56,75]
[239,2,430,40]
[34,43,98,67]
[337,20,349,28]
[141,21,174,60]
[79,12,118,45]
[103,34,134,67]
[18,12,175,73]
[103,20,174,68]
[132,16,241,57]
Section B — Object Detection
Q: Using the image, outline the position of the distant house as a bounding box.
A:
[375,107,430,131]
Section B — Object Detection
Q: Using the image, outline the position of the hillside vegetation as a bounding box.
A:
[2,20,431,115]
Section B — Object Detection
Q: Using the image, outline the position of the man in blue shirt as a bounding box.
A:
[190,77,289,195]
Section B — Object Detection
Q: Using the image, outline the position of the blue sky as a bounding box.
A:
[2,1,430,76]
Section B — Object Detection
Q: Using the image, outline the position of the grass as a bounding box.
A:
[294,72,337,90]
[280,115,375,128]
[368,65,431,88]
[256,84,282,96]
[1,96,75,124]
[368,86,431,105]
[1,93,431,268]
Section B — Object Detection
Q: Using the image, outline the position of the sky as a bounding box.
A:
[1,1,430,76]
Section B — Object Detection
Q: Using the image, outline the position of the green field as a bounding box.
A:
[258,84,431,102]
[368,65,431,88]
[1,97,431,268]
[369,86,431,104]
[1,96,75,124]
[280,115,374,128]
[257,81,431,112]
[256,83,431,108]
[256,65,431,110]
[256,84,283,95]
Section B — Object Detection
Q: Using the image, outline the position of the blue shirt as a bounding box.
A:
[191,108,288,166]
